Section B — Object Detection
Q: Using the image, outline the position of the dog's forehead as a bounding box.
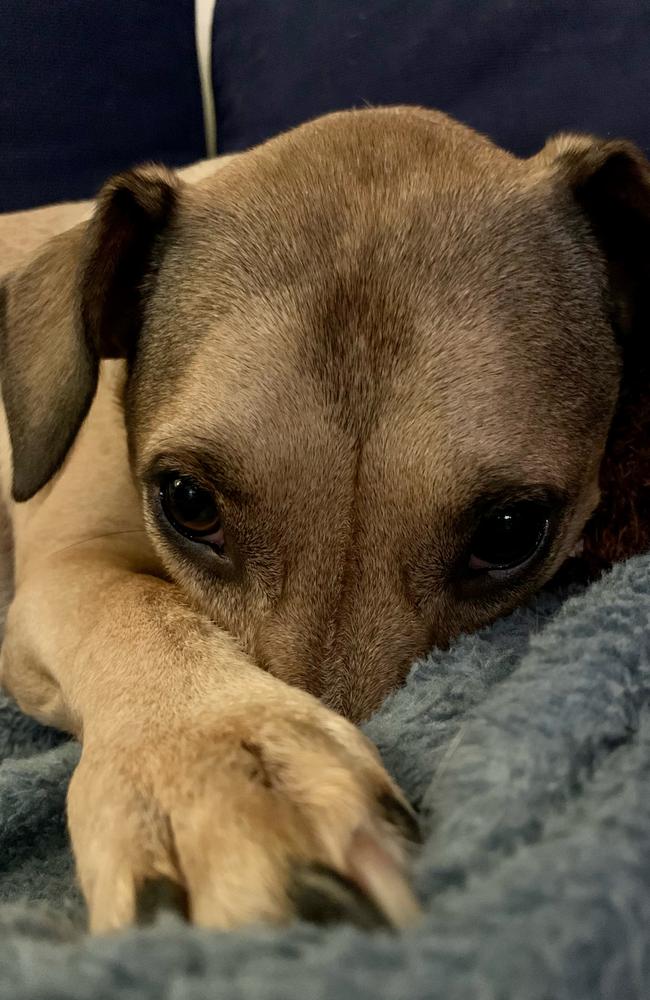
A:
[158,107,602,344]
[133,109,619,486]
[177,108,519,282]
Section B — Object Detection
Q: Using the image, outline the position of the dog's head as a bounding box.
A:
[2,108,648,719]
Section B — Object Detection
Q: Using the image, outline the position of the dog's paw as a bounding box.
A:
[68,690,422,933]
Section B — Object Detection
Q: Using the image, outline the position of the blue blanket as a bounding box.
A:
[1,555,649,999]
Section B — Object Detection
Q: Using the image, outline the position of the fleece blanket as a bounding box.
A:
[0,554,649,1000]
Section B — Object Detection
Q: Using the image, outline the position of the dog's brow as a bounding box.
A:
[146,443,250,504]
[463,474,568,517]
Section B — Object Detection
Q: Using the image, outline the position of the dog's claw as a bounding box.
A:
[289,862,391,931]
[346,827,423,930]
[135,876,189,926]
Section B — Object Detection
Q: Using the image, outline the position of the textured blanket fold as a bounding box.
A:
[1,555,649,1000]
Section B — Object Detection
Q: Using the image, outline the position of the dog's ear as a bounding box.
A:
[0,165,179,502]
[539,135,650,574]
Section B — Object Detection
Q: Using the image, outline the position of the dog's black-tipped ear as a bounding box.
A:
[81,165,179,360]
[538,135,650,572]
[0,165,179,502]
[538,134,650,336]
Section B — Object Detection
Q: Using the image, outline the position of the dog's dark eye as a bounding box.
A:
[159,474,225,552]
[468,501,550,575]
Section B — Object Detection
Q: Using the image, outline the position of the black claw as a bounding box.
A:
[135,876,189,926]
[289,862,391,931]
[377,792,423,845]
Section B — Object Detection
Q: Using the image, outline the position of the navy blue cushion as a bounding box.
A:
[0,0,205,212]
[212,1,650,158]
[2,1,650,212]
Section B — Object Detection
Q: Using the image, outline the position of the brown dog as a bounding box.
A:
[0,106,648,934]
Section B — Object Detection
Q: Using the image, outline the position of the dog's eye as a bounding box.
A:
[159,474,225,552]
[468,501,550,575]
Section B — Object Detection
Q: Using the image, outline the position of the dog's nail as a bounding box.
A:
[346,828,423,930]
[377,791,423,845]
[288,862,391,931]
[135,876,189,926]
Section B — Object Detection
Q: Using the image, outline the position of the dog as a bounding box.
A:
[0,106,648,934]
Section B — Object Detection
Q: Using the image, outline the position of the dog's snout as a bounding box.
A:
[253,569,430,722]
[320,604,429,722]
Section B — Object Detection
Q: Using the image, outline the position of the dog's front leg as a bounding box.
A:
[1,545,420,932]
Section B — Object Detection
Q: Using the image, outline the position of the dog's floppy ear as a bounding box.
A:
[539,135,650,574]
[0,165,179,502]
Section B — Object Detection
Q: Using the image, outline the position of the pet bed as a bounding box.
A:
[1,554,649,999]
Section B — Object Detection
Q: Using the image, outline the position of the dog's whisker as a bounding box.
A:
[48,530,148,559]
[430,725,467,788]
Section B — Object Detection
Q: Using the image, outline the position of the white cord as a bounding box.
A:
[194,0,218,157]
